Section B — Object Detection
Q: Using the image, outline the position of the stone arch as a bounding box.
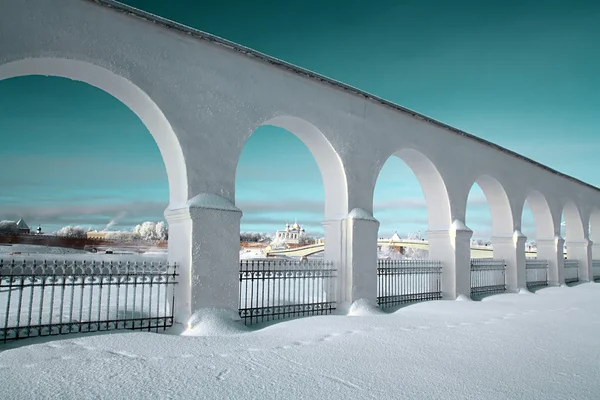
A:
[562,200,586,241]
[235,115,348,221]
[524,190,555,239]
[0,57,187,207]
[467,175,514,237]
[373,148,451,231]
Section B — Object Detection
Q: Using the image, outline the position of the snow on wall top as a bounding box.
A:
[90,0,600,193]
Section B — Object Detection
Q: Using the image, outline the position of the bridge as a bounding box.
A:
[266,240,541,259]
[3,0,600,326]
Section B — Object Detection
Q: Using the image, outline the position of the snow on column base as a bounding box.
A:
[165,193,242,326]
[347,298,386,316]
[517,287,534,295]
[455,294,473,302]
[182,307,248,336]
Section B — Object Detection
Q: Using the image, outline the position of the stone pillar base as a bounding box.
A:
[566,240,593,282]
[492,231,527,291]
[428,220,473,299]
[536,236,565,286]
[323,208,379,308]
[165,193,242,326]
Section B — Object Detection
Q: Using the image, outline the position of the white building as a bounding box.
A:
[274,222,306,245]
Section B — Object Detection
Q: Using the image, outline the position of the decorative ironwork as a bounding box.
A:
[563,259,579,284]
[593,260,600,282]
[526,258,549,289]
[376,259,442,308]
[0,259,178,343]
[470,258,506,298]
[238,259,336,325]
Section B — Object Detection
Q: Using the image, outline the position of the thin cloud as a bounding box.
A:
[237,199,323,214]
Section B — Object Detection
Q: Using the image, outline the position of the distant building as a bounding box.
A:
[274,221,306,245]
[16,219,31,234]
[87,231,108,240]
[86,231,135,240]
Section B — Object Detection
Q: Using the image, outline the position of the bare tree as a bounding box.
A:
[0,220,19,235]
[55,225,87,239]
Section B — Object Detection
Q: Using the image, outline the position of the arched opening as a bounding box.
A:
[0,58,186,207]
[524,190,555,241]
[521,191,555,289]
[234,117,346,322]
[591,208,600,278]
[0,58,183,247]
[561,200,588,283]
[373,149,451,260]
[236,124,325,255]
[234,115,347,259]
[465,176,513,259]
[590,208,600,248]
[0,58,184,337]
[372,149,450,306]
[562,201,585,242]
[590,207,600,241]
[521,201,536,252]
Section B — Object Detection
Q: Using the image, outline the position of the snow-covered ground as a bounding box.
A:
[0,244,167,262]
[2,284,600,399]
[0,244,88,255]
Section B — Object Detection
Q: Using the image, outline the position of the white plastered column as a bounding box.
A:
[323,209,379,308]
[165,193,242,326]
[565,239,593,282]
[428,220,473,299]
[536,236,565,286]
[492,231,527,291]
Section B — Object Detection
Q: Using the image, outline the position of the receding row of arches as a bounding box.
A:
[2,58,599,260]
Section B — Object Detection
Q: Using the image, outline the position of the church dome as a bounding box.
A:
[292,222,300,230]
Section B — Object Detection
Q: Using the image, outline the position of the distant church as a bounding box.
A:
[274,221,306,245]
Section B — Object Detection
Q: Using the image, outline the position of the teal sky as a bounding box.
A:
[1,0,598,239]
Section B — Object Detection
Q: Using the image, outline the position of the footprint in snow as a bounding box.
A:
[216,368,230,381]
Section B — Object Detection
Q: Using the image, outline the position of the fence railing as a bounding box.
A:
[470,258,506,298]
[376,259,442,308]
[564,259,579,284]
[238,259,336,325]
[525,258,549,289]
[592,260,600,282]
[0,259,177,343]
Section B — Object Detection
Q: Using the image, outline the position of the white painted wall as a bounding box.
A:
[2,0,600,323]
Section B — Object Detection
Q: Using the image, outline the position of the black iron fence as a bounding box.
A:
[470,258,506,298]
[239,259,336,325]
[376,259,442,308]
[564,259,579,284]
[592,260,600,282]
[0,259,177,343]
[525,258,549,289]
